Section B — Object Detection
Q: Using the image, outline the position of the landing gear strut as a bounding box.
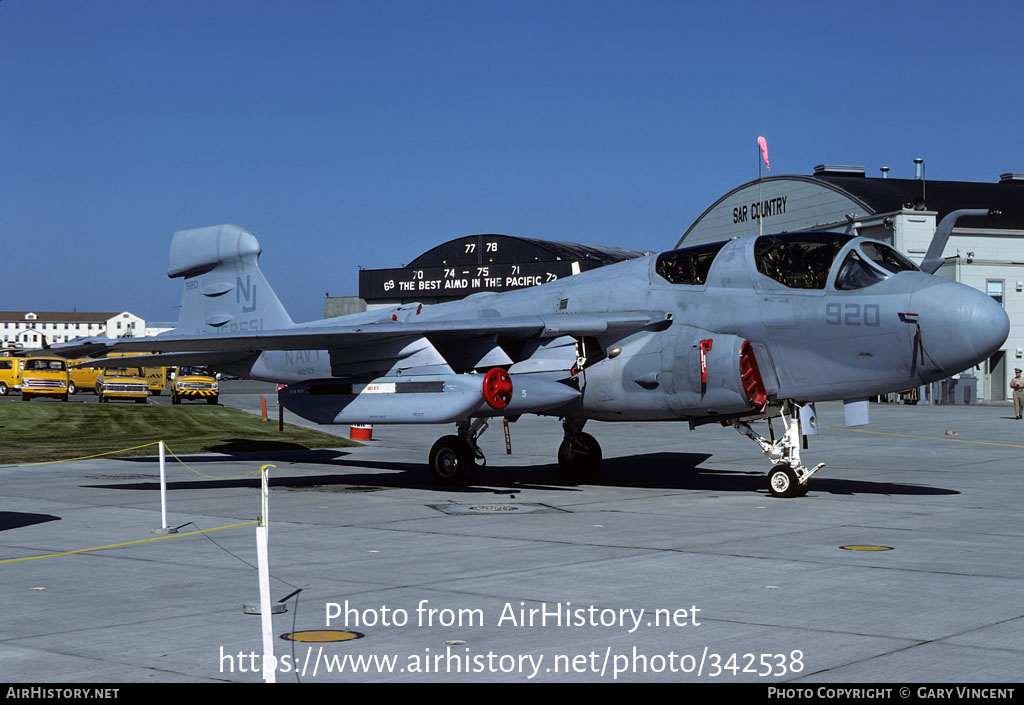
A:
[732,402,824,498]
[558,418,602,476]
[428,418,489,485]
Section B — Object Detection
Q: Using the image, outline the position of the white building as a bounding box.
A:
[677,163,1024,402]
[0,311,173,349]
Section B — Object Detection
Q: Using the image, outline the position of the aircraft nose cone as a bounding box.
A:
[910,282,1008,373]
[968,288,1010,360]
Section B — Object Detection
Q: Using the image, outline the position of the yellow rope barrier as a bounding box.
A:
[11,441,163,467]
[0,521,260,565]
[6,439,269,481]
[162,443,265,480]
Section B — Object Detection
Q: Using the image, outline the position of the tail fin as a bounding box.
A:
[168,224,295,334]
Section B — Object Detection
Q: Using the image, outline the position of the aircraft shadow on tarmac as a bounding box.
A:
[82,450,958,497]
[0,511,61,532]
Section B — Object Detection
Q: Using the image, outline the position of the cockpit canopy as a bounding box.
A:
[754,233,918,290]
[655,233,920,291]
[754,233,849,289]
[655,241,727,285]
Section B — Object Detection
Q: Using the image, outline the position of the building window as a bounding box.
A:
[987,280,1005,306]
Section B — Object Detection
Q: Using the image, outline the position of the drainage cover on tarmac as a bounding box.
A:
[428,503,567,515]
[281,630,363,642]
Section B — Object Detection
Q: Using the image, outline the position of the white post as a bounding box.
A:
[256,525,275,683]
[159,441,167,529]
[152,441,176,534]
[257,464,276,683]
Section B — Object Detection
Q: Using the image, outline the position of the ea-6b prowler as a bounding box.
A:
[54,222,1008,496]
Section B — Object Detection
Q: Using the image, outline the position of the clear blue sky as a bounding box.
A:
[2,0,1022,323]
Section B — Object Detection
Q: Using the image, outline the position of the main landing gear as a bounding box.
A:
[557,418,602,476]
[732,401,824,498]
[428,418,488,484]
[427,417,605,484]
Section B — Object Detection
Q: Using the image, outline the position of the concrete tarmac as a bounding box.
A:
[1,384,1022,683]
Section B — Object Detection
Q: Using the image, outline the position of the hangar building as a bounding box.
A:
[325,233,647,317]
[678,164,1024,402]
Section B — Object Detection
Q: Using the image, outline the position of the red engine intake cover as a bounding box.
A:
[482,368,513,409]
[739,341,767,408]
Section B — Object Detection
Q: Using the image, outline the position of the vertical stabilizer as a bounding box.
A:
[167,224,295,334]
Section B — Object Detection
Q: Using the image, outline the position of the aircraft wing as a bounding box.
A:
[68,350,258,369]
[51,310,671,358]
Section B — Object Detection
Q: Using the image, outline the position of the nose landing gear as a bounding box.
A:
[732,402,824,498]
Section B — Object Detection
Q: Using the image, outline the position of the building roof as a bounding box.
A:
[812,175,1022,230]
[406,234,648,269]
[0,311,122,323]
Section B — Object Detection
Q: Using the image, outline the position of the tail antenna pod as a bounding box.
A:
[482,368,513,409]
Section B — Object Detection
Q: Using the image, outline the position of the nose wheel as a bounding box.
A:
[767,464,809,498]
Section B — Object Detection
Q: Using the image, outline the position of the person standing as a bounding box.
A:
[1012,369,1024,419]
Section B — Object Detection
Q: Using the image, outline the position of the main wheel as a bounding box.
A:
[68,381,76,395]
[21,393,31,402]
[206,396,218,405]
[135,397,147,404]
[428,435,475,485]
[0,382,8,396]
[768,465,802,498]
[172,394,181,404]
[558,432,602,475]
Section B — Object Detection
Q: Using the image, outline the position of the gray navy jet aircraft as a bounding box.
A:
[54,221,1008,497]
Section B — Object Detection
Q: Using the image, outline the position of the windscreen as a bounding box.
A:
[105,367,144,377]
[834,250,888,290]
[24,359,65,371]
[860,242,919,274]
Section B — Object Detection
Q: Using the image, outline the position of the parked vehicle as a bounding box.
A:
[109,352,167,396]
[0,357,21,396]
[171,366,218,405]
[21,357,69,402]
[96,366,149,404]
[67,358,101,395]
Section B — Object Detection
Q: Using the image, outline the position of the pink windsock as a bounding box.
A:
[758,136,770,171]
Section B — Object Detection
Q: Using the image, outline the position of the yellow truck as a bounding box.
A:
[21,357,69,402]
[68,358,101,395]
[96,366,150,404]
[0,357,20,396]
[68,354,167,396]
[109,352,167,396]
[171,366,219,405]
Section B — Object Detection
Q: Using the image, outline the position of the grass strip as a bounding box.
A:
[0,403,359,465]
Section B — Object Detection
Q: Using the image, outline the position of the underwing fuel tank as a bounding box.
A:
[279,372,581,424]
